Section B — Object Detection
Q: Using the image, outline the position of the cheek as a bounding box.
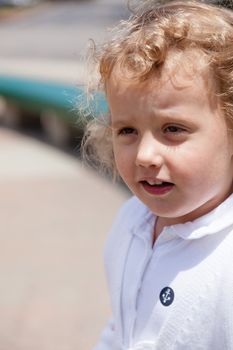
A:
[114,154,129,178]
[173,143,233,189]
[113,145,134,180]
[169,147,211,185]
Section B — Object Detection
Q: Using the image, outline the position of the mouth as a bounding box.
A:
[140,180,175,195]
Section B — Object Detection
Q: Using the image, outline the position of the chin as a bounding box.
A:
[145,201,196,221]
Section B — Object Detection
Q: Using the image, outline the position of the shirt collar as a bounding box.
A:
[130,194,233,242]
[163,193,233,240]
[131,208,155,244]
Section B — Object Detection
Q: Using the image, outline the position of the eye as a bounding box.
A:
[163,125,186,134]
[118,127,137,135]
[162,124,189,142]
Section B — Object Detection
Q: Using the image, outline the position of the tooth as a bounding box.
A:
[148,180,163,185]
[147,180,154,185]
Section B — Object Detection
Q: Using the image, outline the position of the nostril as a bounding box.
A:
[135,154,164,168]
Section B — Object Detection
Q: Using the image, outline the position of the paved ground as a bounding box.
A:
[0,126,129,349]
[0,0,128,60]
[0,0,129,83]
[0,2,130,349]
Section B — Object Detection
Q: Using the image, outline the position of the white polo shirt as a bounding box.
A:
[121,194,233,349]
[94,194,233,350]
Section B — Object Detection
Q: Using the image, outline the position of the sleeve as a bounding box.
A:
[92,318,120,350]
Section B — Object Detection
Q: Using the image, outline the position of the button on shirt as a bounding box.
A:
[121,214,182,347]
[119,194,233,349]
[94,194,233,350]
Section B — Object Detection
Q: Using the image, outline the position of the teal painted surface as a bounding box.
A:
[0,75,108,120]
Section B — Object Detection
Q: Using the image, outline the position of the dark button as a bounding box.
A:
[159,287,175,306]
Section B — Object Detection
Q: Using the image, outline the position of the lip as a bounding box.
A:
[140,180,175,196]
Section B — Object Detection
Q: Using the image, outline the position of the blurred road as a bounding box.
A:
[0,127,129,349]
[0,0,129,83]
[0,1,130,349]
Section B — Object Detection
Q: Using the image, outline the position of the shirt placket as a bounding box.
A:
[126,231,177,349]
[123,235,153,348]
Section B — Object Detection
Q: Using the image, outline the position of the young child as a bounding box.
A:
[83,1,233,349]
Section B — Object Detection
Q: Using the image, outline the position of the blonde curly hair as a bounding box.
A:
[82,0,233,177]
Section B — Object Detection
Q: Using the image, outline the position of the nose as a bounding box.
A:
[135,133,164,168]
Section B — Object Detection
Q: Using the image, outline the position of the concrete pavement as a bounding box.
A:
[0,0,129,83]
[0,126,129,349]
[0,2,131,348]
[0,56,85,84]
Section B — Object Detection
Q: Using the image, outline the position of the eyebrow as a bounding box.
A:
[151,108,188,119]
[111,111,188,125]
[111,120,131,128]
[110,115,140,127]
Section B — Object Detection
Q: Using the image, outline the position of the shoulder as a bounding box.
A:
[103,196,148,258]
[103,196,150,297]
[109,195,148,233]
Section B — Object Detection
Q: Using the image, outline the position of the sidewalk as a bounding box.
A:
[0,2,130,348]
[0,127,129,349]
[0,0,129,84]
[0,57,86,84]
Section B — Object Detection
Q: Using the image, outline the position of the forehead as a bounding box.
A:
[106,61,216,113]
[106,49,216,101]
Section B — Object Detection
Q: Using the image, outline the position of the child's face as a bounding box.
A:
[107,65,233,226]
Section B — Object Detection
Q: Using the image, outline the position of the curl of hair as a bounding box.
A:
[81,115,117,178]
[82,0,233,177]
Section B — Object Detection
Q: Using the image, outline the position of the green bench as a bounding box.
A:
[0,74,108,145]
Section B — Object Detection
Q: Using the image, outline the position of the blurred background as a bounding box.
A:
[0,0,231,349]
[0,1,130,349]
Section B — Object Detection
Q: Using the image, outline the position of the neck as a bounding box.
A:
[152,217,165,244]
[153,216,180,244]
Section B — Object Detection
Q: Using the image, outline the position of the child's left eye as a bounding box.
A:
[163,125,186,134]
